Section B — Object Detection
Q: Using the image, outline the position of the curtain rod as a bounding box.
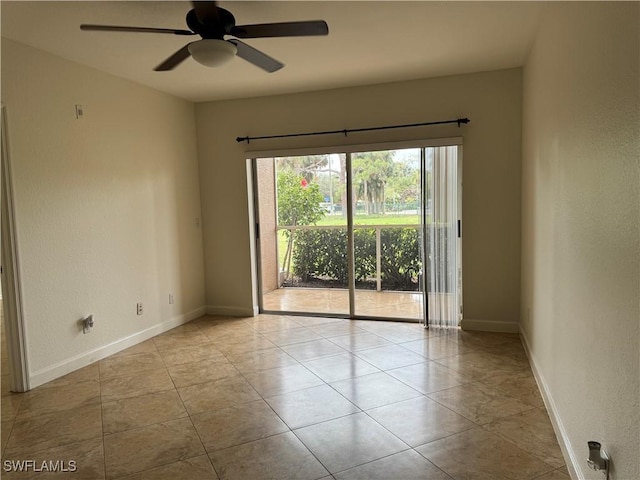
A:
[236,117,470,144]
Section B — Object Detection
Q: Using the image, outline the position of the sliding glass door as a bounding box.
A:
[351,148,424,320]
[253,141,462,326]
[255,154,349,316]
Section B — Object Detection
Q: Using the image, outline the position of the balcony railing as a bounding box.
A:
[278,223,455,291]
[278,223,427,292]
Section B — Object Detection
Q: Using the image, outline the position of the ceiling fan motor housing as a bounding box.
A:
[186,8,236,39]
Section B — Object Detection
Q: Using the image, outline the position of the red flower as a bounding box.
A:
[300,178,309,188]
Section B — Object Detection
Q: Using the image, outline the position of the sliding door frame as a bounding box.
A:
[420,147,429,327]
[1,104,30,392]
[249,136,463,322]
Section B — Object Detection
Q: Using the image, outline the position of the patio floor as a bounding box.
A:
[263,288,457,322]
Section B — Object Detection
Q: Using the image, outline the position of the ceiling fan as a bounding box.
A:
[80,1,329,72]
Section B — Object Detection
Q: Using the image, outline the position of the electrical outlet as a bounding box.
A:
[169,293,175,305]
[136,302,143,315]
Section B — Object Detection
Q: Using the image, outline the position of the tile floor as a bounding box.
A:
[0,314,569,479]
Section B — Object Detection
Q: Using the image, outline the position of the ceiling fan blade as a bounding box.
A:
[230,20,328,38]
[228,39,283,73]
[192,1,219,24]
[154,44,193,71]
[81,24,195,36]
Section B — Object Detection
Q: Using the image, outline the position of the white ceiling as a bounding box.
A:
[1,1,543,103]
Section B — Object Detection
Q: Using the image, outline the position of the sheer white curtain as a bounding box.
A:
[423,146,460,327]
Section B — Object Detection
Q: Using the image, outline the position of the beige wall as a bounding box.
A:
[521,3,639,479]
[1,39,206,386]
[196,68,523,328]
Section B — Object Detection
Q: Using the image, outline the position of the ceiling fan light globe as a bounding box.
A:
[188,39,237,67]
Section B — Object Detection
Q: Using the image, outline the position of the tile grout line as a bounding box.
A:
[332,333,466,478]
[99,398,107,480]
[101,330,209,480]
[280,324,434,477]
[204,320,370,477]
[210,318,336,478]
[155,326,217,478]
[0,411,17,461]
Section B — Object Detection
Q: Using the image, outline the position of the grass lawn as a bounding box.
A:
[316,214,421,226]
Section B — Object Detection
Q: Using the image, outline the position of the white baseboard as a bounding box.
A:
[206,305,257,317]
[29,306,206,389]
[460,318,519,333]
[519,328,582,480]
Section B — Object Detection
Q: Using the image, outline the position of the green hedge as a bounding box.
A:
[290,226,453,292]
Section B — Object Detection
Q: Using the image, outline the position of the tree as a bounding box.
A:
[277,170,325,280]
[352,151,395,214]
[276,155,329,183]
[277,171,325,226]
[385,153,421,212]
